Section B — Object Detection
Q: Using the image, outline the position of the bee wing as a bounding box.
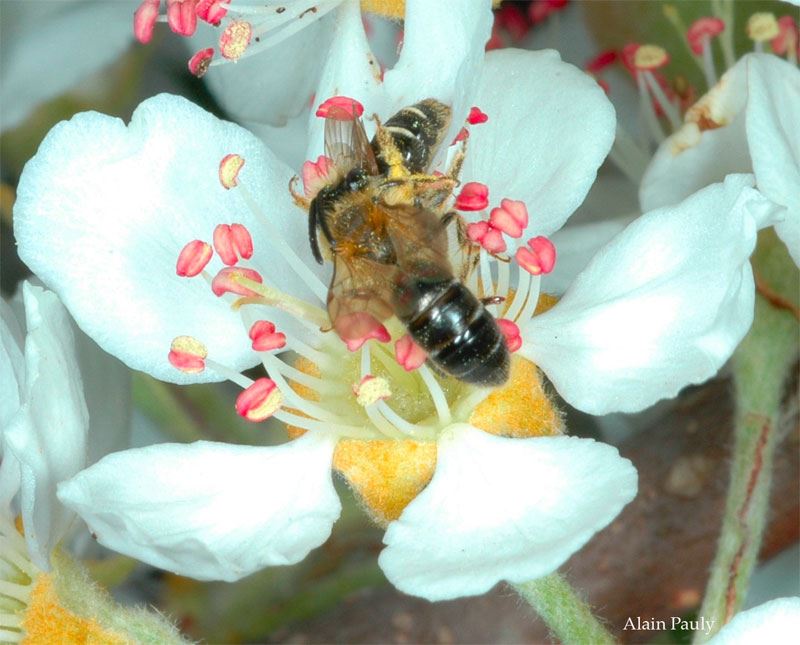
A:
[324,109,380,176]
[382,204,452,275]
[328,254,396,341]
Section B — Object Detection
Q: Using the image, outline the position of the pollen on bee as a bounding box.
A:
[219,153,245,189]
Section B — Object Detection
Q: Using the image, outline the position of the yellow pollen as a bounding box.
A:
[355,376,392,406]
[746,13,779,42]
[219,20,252,61]
[218,153,245,189]
[634,44,669,70]
[21,574,126,645]
[170,335,207,358]
[360,0,405,20]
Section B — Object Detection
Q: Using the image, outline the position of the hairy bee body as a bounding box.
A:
[308,99,510,386]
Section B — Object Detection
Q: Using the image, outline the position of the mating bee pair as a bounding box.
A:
[298,98,510,386]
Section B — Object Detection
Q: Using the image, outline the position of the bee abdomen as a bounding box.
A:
[402,280,510,386]
[376,99,451,174]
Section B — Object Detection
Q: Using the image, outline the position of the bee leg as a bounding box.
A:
[480,295,505,306]
[289,176,311,210]
[445,140,468,181]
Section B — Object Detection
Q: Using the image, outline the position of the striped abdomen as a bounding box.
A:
[373,99,451,174]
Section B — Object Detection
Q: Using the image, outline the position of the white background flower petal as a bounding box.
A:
[3,283,88,570]
[462,49,616,243]
[15,94,324,383]
[58,432,341,582]
[523,175,780,414]
[710,597,800,644]
[379,424,637,601]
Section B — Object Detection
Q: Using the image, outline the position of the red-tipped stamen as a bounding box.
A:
[133,0,160,44]
[302,155,336,198]
[748,13,780,44]
[211,267,264,297]
[633,44,670,71]
[168,336,208,373]
[220,20,253,61]
[196,0,227,25]
[489,198,528,238]
[394,334,427,372]
[315,96,364,120]
[687,17,725,55]
[249,320,287,352]
[772,16,799,62]
[455,182,489,211]
[188,48,215,77]
[213,223,254,266]
[236,377,282,421]
[496,319,522,353]
[219,153,244,189]
[586,49,618,74]
[166,0,197,37]
[333,312,390,351]
[353,375,392,406]
[176,240,213,277]
[494,2,531,42]
[452,127,470,144]
[467,106,489,125]
[516,236,557,275]
[466,221,506,254]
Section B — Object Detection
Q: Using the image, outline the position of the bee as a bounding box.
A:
[305,99,510,386]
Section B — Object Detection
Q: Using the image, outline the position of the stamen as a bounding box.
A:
[417,364,452,427]
[687,17,725,55]
[302,155,336,198]
[220,20,253,61]
[211,267,264,297]
[134,0,160,44]
[394,334,427,372]
[196,0,227,25]
[188,48,215,78]
[360,347,407,439]
[376,401,434,439]
[315,96,365,120]
[467,106,489,125]
[641,71,682,131]
[586,49,618,74]
[219,153,244,189]
[452,127,469,145]
[230,278,329,328]
[633,44,670,71]
[213,223,254,266]
[201,358,253,388]
[518,274,542,324]
[168,336,207,373]
[333,312,391,351]
[504,267,530,322]
[455,182,489,211]
[772,16,799,64]
[166,0,197,37]
[466,221,505,254]
[515,236,556,276]
[354,375,392,407]
[265,357,348,422]
[496,318,522,352]
[489,198,528,238]
[249,320,287,351]
[747,13,780,50]
[176,240,213,277]
[235,377,282,421]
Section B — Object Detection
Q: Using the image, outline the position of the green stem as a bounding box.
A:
[694,292,798,639]
[514,574,616,645]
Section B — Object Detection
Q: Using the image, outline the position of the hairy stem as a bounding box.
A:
[514,574,616,645]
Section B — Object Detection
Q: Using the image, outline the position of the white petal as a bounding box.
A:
[0,0,132,132]
[462,49,616,242]
[15,94,324,384]
[745,55,800,266]
[0,298,25,428]
[710,597,800,645]
[58,432,341,581]
[379,424,637,601]
[4,283,88,570]
[523,174,781,415]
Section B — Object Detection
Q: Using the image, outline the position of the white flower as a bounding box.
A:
[13,1,780,601]
[640,53,800,266]
[709,597,800,644]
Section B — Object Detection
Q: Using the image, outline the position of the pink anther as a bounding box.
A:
[455,182,489,211]
[516,236,557,275]
[219,153,244,189]
[687,17,725,55]
[394,334,427,372]
[236,377,282,422]
[176,240,213,277]
[333,312,390,351]
[168,336,207,373]
[489,198,528,238]
[211,267,264,297]
[772,16,799,56]
[495,3,531,42]
[633,44,670,71]
[586,49,618,74]
[496,319,522,353]
[529,0,567,24]
[452,127,470,145]
[213,223,254,266]
[188,48,214,77]
[249,320,287,352]
[315,96,365,121]
[220,20,253,61]
[166,0,197,37]
[353,375,392,406]
[467,106,489,125]
[196,0,227,25]
[133,0,160,44]
[302,155,335,198]
[486,25,505,51]
[466,221,506,254]
[620,43,640,74]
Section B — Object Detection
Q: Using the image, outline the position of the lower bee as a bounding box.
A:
[305,98,510,386]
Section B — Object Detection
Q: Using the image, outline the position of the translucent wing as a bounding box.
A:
[382,204,453,277]
[323,108,379,176]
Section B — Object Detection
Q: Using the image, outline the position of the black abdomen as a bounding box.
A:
[373,99,451,174]
[394,278,510,386]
